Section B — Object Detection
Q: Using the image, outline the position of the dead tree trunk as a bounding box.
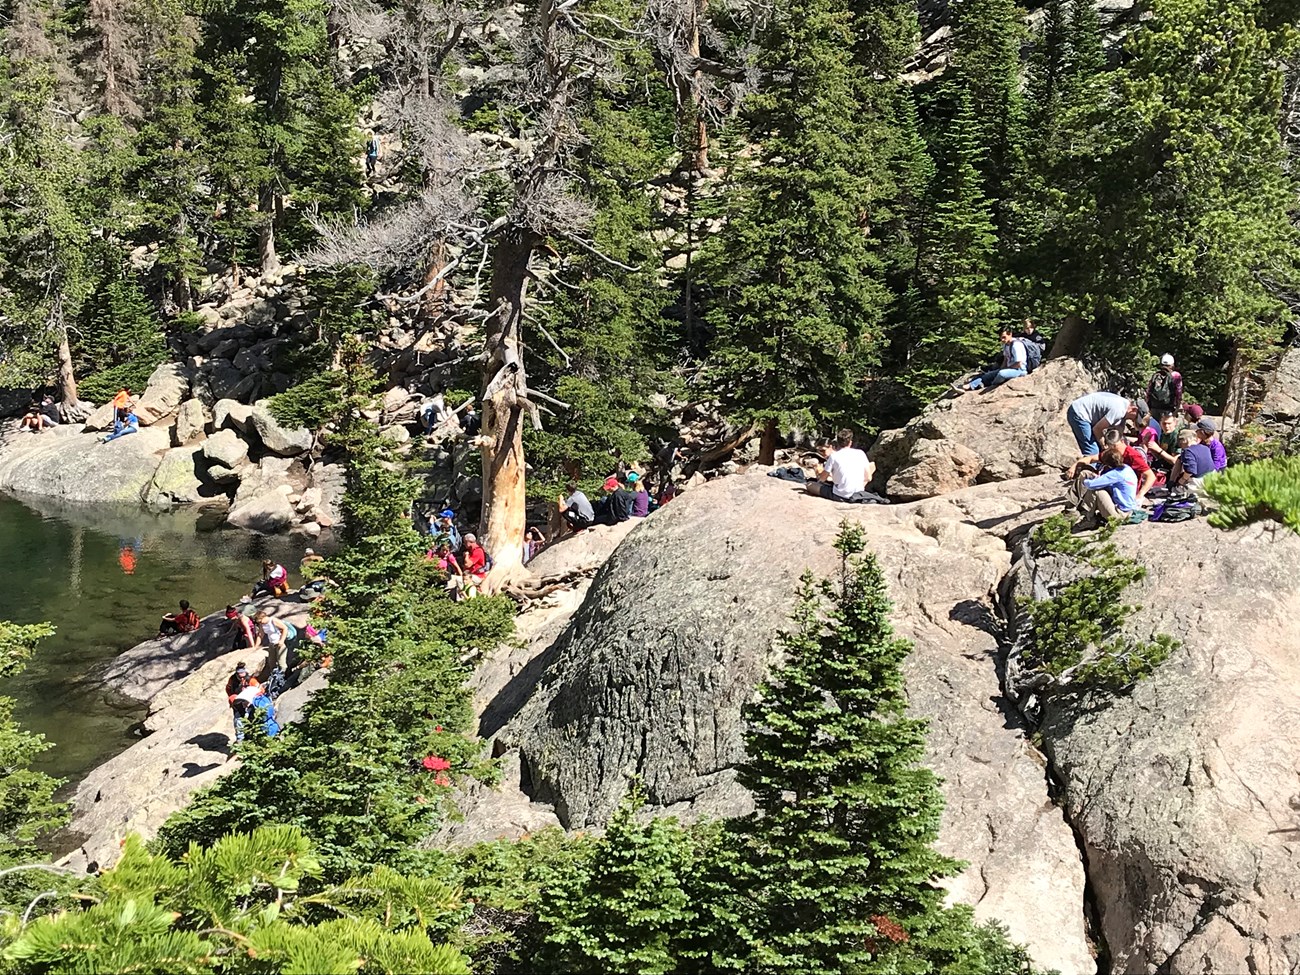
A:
[258,188,280,275]
[55,323,79,408]
[480,230,538,581]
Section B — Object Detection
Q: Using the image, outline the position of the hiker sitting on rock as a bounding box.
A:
[1144,411,1185,475]
[1067,443,1141,525]
[1168,428,1216,493]
[225,662,262,742]
[558,481,595,533]
[593,475,633,525]
[100,407,139,443]
[19,402,53,433]
[628,472,651,517]
[805,428,872,503]
[967,327,1029,391]
[158,599,201,637]
[255,559,289,598]
[1065,429,1157,504]
[1017,318,1050,354]
[1194,417,1228,472]
[1066,393,1148,457]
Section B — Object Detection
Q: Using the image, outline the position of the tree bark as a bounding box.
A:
[420,240,449,323]
[1049,312,1091,360]
[687,0,708,172]
[757,416,778,466]
[480,230,538,581]
[258,188,280,275]
[56,323,79,408]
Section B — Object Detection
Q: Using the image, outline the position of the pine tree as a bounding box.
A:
[523,90,676,492]
[529,789,710,974]
[908,91,1002,397]
[706,0,890,459]
[1050,0,1300,391]
[75,261,167,403]
[195,0,361,273]
[731,524,995,971]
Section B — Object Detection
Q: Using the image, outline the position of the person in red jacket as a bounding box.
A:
[158,599,202,637]
[461,534,493,596]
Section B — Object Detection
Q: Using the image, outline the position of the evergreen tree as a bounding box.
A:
[0,621,68,915]
[195,0,361,273]
[706,0,890,459]
[75,261,167,403]
[523,91,676,492]
[908,91,1002,397]
[731,524,995,971]
[1051,0,1300,389]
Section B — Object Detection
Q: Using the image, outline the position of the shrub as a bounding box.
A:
[1204,455,1300,533]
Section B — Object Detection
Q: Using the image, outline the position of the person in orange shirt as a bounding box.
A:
[111,387,133,411]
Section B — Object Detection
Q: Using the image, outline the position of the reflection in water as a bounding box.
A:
[0,492,325,783]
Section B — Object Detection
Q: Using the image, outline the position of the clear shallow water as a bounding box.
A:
[0,493,310,783]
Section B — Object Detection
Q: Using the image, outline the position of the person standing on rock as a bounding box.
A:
[1066,393,1147,457]
[1146,354,1184,418]
[429,509,462,552]
[805,428,872,502]
[252,611,294,671]
[111,387,133,412]
[365,131,381,177]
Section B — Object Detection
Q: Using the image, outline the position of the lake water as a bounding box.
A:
[0,492,310,783]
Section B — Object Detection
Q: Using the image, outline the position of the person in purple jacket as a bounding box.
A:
[627,472,650,517]
[1194,417,1228,472]
[1168,428,1216,490]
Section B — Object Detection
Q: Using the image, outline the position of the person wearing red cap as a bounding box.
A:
[593,474,633,525]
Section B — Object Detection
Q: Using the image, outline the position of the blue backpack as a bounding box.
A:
[1023,340,1043,373]
[1152,497,1198,522]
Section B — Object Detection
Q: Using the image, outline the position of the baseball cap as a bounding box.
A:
[1160,353,1175,367]
[1196,417,1217,433]
[1184,404,1205,421]
[603,475,619,491]
[626,472,639,483]
[439,508,455,519]
[1133,399,1150,418]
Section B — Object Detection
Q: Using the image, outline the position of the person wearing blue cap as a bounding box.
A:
[430,508,462,552]
[627,471,650,517]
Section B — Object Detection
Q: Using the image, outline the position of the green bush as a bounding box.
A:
[1025,515,1176,692]
[1205,456,1300,533]
[1225,422,1300,465]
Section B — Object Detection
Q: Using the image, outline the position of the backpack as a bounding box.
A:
[1152,497,1199,522]
[1023,340,1043,374]
[1148,370,1177,412]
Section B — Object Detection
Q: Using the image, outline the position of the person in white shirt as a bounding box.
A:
[967,327,1028,391]
[806,428,873,502]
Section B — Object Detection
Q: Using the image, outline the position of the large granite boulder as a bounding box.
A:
[141,445,206,508]
[1005,519,1300,974]
[1256,345,1300,425]
[202,429,249,470]
[0,425,171,503]
[870,358,1098,501]
[172,398,208,446]
[134,362,192,426]
[497,474,1090,974]
[226,456,299,532]
[213,399,253,433]
[249,402,312,456]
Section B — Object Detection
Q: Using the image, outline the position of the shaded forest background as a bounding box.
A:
[0,0,1297,479]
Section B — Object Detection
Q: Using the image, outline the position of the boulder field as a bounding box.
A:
[0,361,341,533]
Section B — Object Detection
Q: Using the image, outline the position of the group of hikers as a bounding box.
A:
[557,469,661,533]
[425,508,497,599]
[15,385,140,442]
[150,550,333,743]
[1063,361,1226,525]
[18,396,62,433]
